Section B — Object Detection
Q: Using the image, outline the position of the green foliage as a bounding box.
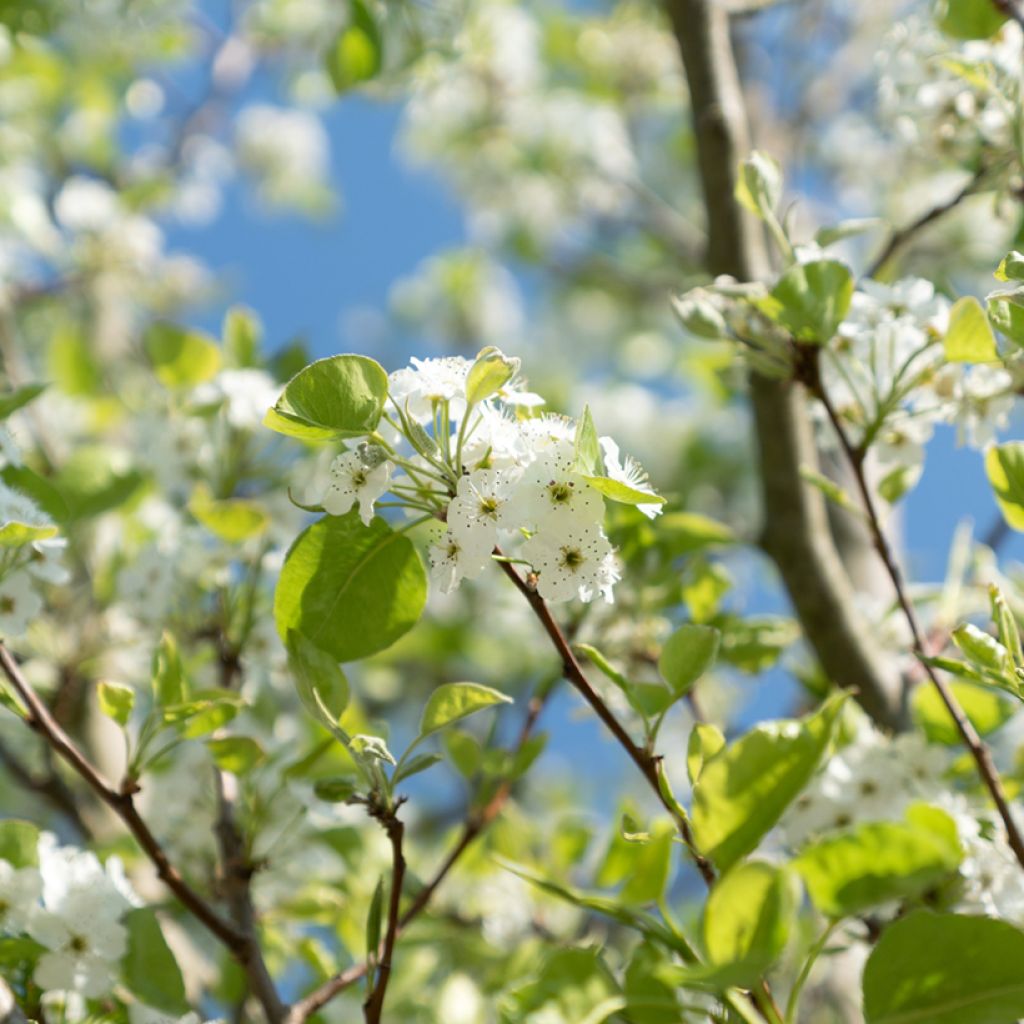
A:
[465,346,518,405]
[934,0,1007,39]
[286,630,350,720]
[121,908,188,1013]
[325,0,383,94]
[985,442,1024,532]
[701,860,797,987]
[151,631,187,706]
[274,511,427,662]
[206,735,265,774]
[144,322,221,388]
[596,818,674,905]
[657,623,720,697]
[863,911,1024,1023]
[943,296,999,362]
[0,383,46,421]
[692,694,846,870]
[498,948,622,1024]
[188,484,268,542]
[264,354,388,441]
[735,151,783,222]
[0,819,39,867]
[419,681,512,737]
[912,679,1015,743]
[97,680,135,726]
[755,259,854,343]
[796,805,962,917]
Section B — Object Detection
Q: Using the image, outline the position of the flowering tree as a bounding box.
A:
[4,0,1024,1022]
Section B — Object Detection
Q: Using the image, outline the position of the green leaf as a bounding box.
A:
[597,820,675,905]
[286,630,350,722]
[274,511,427,663]
[265,354,388,441]
[574,405,600,476]
[796,804,962,918]
[206,736,265,774]
[151,631,187,706]
[325,0,382,94]
[935,0,1007,39]
[97,681,134,727]
[188,483,268,542]
[863,910,1024,1023]
[0,520,57,547]
[144,322,221,388]
[985,292,1024,347]
[995,250,1024,282]
[420,682,512,738]
[582,474,666,509]
[0,383,46,421]
[366,877,384,956]
[702,860,797,987]
[755,259,854,343]
[671,291,728,339]
[658,624,720,697]
[943,296,998,363]
[223,306,262,367]
[952,622,1014,674]
[499,947,622,1024]
[912,679,1015,744]
[692,694,846,871]
[444,730,482,778]
[313,776,358,802]
[735,151,782,221]
[51,445,145,522]
[985,443,1024,532]
[465,346,518,405]
[687,722,726,785]
[393,752,442,785]
[162,691,244,738]
[0,819,39,867]
[121,908,188,1013]
[814,217,883,248]
[655,511,735,554]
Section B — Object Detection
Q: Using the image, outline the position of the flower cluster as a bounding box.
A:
[820,276,1014,495]
[319,350,663,605]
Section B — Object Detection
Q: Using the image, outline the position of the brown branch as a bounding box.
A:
[284,684,552,1024]
[810,366,1024,870]
[866,167,989,279]
[363,812,406,1024]
[497,559,714,884]
[0,644,289,1020]
[212,641,288,1024]
[661,0,906,731]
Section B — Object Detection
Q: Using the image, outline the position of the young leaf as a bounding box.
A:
[206,736,265,775]
[286,630,350,722]
[995,250,1024,282]
[935,0,1008,39]
[419,682,512,738]
[465,346,518,406]
[0,383,46,421]
[702,860,798,987]
[313,776,358,802]
[97,681,135,727]
[264,354,388,441]
[0,819,40,867]
[366,878,384,958]
[393,752,442,785]
[325,0,383,94]
[658,624,720,697]
[144,322,221,388]
[735,151,783,222]
[985,442,1024,531]
[188,484,269,543]
[943,296,998,363]
[863,911,1024,1023]
[692,694,846,871]
[687,722,726,785]
[275,511,427,663]
[912,679,1015,743]
[754,259,853,343]
[573,405,600,476]
[151,631,187,706]
[121,908,188,1013]
[796,804,962,917]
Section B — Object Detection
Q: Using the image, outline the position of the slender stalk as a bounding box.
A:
[810,371,1024,870]
[785,920,837,1023]
[0,644,288,1023]
[363,814,405,1024]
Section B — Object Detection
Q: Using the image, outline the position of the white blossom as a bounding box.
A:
[0,571,42,638]
[322,451,393,526]
[522,522,617,604]
[428,529,492,594]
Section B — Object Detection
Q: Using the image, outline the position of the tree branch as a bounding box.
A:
[0,644,288,1022]
[866,166,989,279]
[662,0,906,730]
[809,363,1024,870]
[284,682,552,1024]
[363,812,406,1024]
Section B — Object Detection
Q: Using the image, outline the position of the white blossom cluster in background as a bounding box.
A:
[320,352,663,605]
[818,276,1015,495]
[775,719,1024,926]
[877,15,1021,163]
[400,2,639,245]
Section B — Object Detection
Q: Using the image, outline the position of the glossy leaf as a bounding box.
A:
[985,442,1024,531]
[206,736,265,774]
[0,819,39,868]
[755,259,854,343]
[97,680,134,727]
[121,908,188,1013]
[420,681,512,738]
[144,322,221,388]
[943,296,998,363]
[286,630,350,721]
[188,484,268,542]
[658,623,720,697]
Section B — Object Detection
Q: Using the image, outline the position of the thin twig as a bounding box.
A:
[363,812,406,1024]
[497,559,716,883]
[0,644,289,1020]
[809,364,1024,870]
[866,167,989,279]
[284,687,551,1024]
